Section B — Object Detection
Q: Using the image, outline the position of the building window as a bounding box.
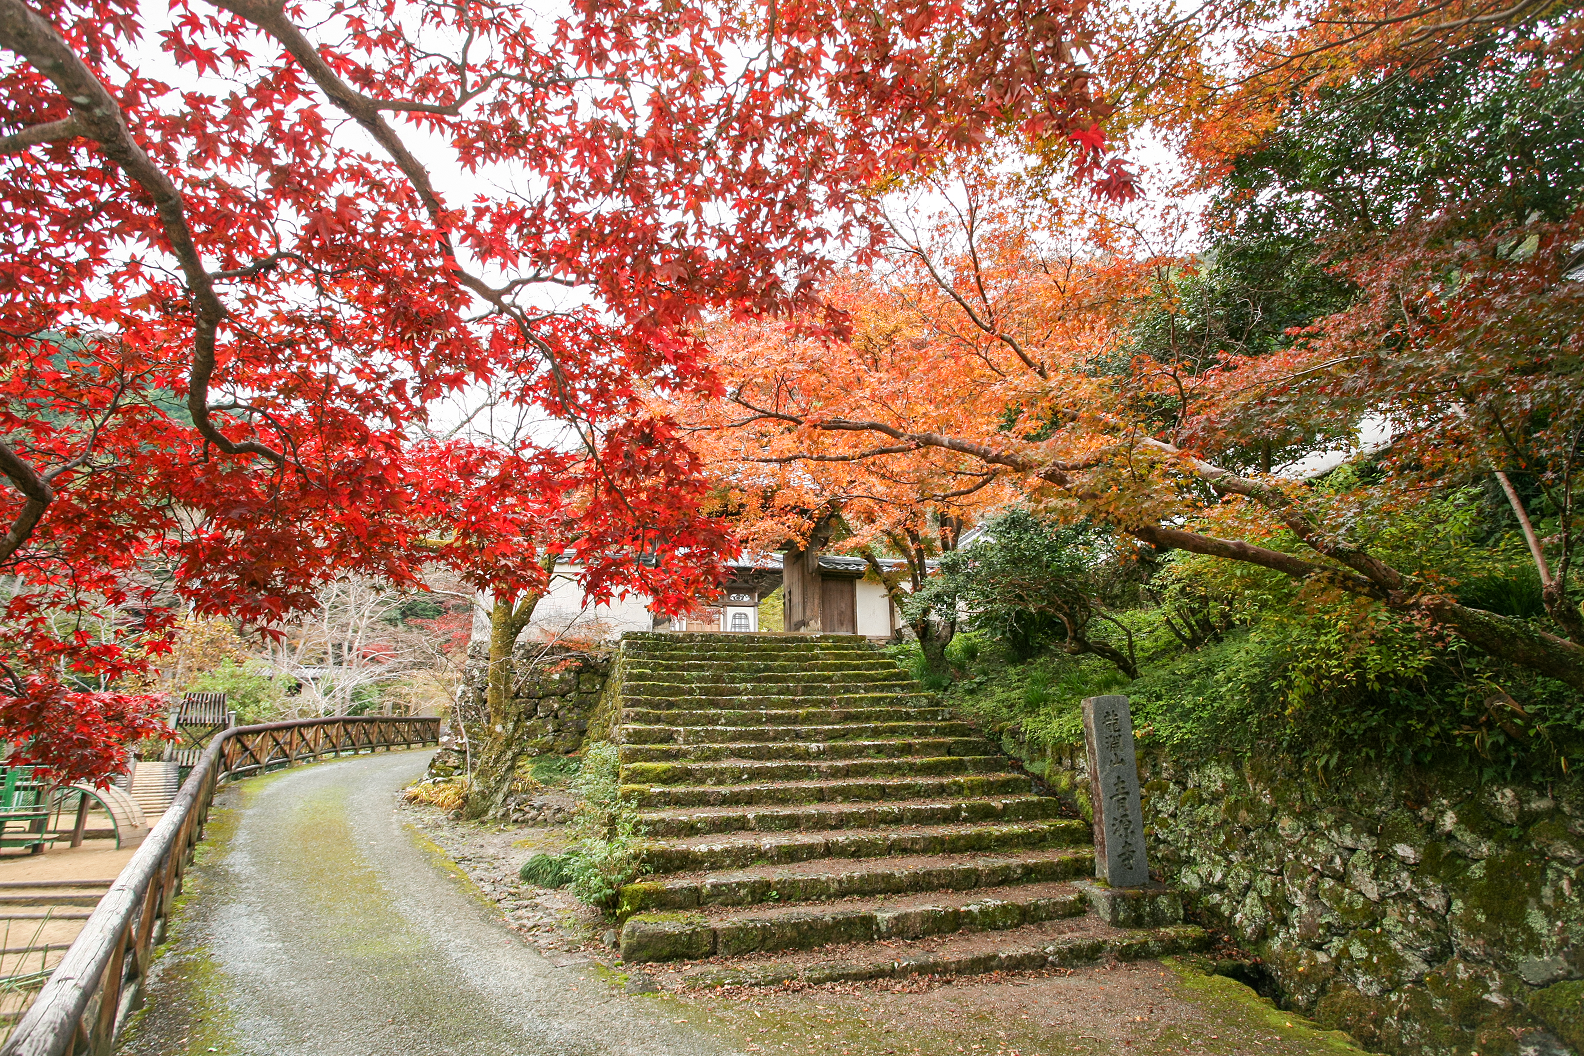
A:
[730,611,750,632]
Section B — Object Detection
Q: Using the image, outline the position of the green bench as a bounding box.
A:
[0,766,55,853]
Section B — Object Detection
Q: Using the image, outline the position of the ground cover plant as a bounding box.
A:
[514,743,646,910]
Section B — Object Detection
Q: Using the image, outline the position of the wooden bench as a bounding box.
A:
[164,691,235,768]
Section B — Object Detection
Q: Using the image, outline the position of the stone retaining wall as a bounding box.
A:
[427,643,612,821]
[991,725,1583,1056]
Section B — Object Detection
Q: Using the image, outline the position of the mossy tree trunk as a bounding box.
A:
[861,519,960,675]
[466,554,558,818]
[915,616,954,675]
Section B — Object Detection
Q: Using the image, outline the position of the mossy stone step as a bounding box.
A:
[623,650,879,666]
[623,772,1034,809]
[607,631,1133,979]
[618,720,982,746]
[636,794,1069,838]
[620,696,929,717]
[625,672,910,689]
[638,820,1092,874]
[621,633,871,656]
[620,848,1093,914]
[619,705,953,728]
[618,737,998,764]
[627,659,903,674]
[623,675,916,695]
[619,883,1089,963]
[668,923,1214,989]
[620,755,1006,787]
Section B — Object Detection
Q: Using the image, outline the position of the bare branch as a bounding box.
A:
[0,114,81,153]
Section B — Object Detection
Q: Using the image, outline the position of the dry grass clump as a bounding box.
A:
[402,779,469,812]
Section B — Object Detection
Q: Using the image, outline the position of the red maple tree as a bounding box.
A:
[1,0,1121,782]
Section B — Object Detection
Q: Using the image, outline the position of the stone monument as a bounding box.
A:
[1081,694,1150,888]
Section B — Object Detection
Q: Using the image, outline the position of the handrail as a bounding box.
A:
[0,715,441,1056]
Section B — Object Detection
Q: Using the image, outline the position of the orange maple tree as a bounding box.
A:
[686,276,1022,665]
[690,164,1584,690]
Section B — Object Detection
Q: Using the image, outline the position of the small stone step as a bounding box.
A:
[620,705,952,727]
[621,632,871,658]
[637,794,1069,838]
[624,773,1035,809]
[619,720,983,746]
[619,737,998,763]
[623,849,1093,914]
[620,755,1007,787]
[624,651,879,665]
[641,819,1090,873]
[661,919,1213,989]
[0,892,107,908]
[619,881,1088,962]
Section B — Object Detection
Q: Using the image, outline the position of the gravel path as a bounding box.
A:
[119,751,737,1056]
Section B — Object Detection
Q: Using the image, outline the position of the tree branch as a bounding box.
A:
[0,439,51,565]
[0,114,81,153]
[738,401,1584,688]
[1496,470,1553,585]
[0,0,284,464]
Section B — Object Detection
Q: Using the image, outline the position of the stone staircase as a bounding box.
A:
[612,632,1207,987]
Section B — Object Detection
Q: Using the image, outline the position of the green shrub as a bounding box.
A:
[944,633,981,666]
[529,754,582,785]
[519,852,573,888]
[562,742,646,909]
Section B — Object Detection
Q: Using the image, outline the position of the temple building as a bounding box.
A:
[498,545,898,642]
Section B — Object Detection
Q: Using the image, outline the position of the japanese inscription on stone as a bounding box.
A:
[1081,694,1150,888]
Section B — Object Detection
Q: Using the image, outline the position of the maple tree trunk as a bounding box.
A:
[911,614,957,676]
[1494,471,1584,644]
[1410,594,1584,690]
[465,590,544,820]
[1541,581,1584,645]
[0,439,51,564]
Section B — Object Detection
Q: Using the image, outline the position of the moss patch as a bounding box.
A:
[1164,960,1365,1053]
[1528,979,1584,1049]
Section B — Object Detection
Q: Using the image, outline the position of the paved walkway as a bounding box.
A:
[119,751,735,1056]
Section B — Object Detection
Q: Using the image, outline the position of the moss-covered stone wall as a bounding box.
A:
[993,726,1582,1056]
[428,642,611,781]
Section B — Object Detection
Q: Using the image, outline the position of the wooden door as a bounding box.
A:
[820,578,857,634]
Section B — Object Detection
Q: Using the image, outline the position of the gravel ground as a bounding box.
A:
[118,750,737,1056]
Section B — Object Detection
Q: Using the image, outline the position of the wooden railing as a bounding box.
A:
[0,716,440,1056]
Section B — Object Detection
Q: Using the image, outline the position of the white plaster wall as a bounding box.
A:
[472,567,656,646]
[527,569,654,640]
[856,579,893,638]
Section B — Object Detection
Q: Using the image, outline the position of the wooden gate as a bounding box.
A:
[820,577,857,634]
